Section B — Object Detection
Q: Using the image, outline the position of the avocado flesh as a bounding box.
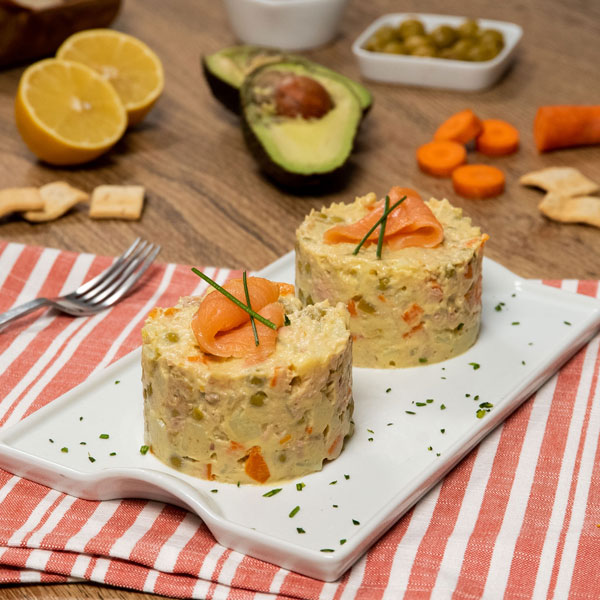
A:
[203,45,372,115]
[241,62,362,186]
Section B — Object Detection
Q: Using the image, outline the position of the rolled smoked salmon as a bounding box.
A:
[191,277,286,361]
[323,187,444,250]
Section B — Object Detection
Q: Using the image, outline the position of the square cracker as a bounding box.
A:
[23,181,89,222]
[520,167,599,197]
[89,185,145,220]
[0,187,44,218]
[538,192,600,228]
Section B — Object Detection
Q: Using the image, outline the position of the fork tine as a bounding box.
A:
[77,240,149,302]
[74,238,142,297]
[75,240,153,303]
[89,244,160,307]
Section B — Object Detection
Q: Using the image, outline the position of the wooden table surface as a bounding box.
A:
[1,0,599,598]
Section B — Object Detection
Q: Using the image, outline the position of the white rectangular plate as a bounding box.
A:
[0,253,598,581]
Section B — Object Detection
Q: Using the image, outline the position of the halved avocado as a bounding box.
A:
[240,61,363,188]
[202,45,372,116]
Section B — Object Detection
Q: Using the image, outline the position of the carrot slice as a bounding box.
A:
[476,119,519,156]
[245,446,270,483]
[452,164,505,199]
[416,140,466,177]
[534,105,600,152]
[433,109,483,144]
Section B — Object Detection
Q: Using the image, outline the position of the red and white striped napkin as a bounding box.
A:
[0,240,599,599]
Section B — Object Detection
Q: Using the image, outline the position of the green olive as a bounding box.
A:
[410,44,437,57]
[430,25,458,49]
[458,19,479,38]
[447,38,475,60]
[404,34,430,52]
[382,40,407,54]
[399,19,425,39]
[438,47,456,59]
[466,44,497,62]
[373,25,396,46]
[479,29,504,47]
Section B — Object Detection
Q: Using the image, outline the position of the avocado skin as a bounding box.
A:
[202,56,241,114]
[202,46,372,117]
[240,61,362,189]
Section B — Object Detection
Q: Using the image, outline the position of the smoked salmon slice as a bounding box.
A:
[191,277,286,361]
[323,187,444,250]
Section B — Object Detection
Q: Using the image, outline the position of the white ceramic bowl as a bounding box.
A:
[223,0,350,51]
[352,13,523,91]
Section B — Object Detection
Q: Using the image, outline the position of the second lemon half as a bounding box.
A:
[57,29,164,126]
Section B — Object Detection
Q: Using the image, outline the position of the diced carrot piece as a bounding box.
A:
[245,446,270,483]
[328,435,342,456]
[279,434,291,445]
[402,303,424,325]
[229,441,244,451]
[403,322,424,338]
[347,299,357,316]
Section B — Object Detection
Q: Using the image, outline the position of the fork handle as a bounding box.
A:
[0,298,51,329]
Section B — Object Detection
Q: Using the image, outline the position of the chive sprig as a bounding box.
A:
[352,195,406,257]
[243,271,260,346]
[191,268,277,331]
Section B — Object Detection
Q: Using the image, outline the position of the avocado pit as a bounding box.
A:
[274,74,333,119]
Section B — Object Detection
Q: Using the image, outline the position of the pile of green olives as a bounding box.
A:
[363,19,504,62]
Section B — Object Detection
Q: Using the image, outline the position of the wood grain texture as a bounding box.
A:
[1,0,599,597]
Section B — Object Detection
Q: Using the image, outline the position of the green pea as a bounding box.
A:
[166,332,179,343]
[192,407,204,420]
[250,391,267,407]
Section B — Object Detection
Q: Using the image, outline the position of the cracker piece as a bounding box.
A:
[23,181,89,222]
[89,185,145,220]
[520,167,599,197]
[0,187,44,218]
[538,192,600,228]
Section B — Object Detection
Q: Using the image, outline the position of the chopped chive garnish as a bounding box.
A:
[440,404,446,410]
[320,548,335,553]
[564,321,572,326]
[297,527,306,534]
[376,195,390,260]
[109,452,117,456]
[476,409,487,419]
[344,474,350,480]
[191,268,277,330]
[512,322,520,326]
[436,453,441,457]
[79,416,83,421]
[284,315,291,326]
[332,504,338,508]
[474,395,479,401]
[428,446,433,451]
[49,438,54,443]
[415,402,426,407]
[386,387,391,393]
[80,441,86,445]
[140,445,149,455]
[419,357,428,363]
[61,447,68,453]
[466,393,471,397]
[289,506,300,518]
[296,482,305,491]
[456,323,464,331]
[115,380,120,385]
[329,480,337,485]
[243,271,259,347]
[352,519,360,526]
[441,428,445,434]
[405,410,416,415]
[368,437,374,442]
[387,422,394,426]
[426,398,434,404]
[469,362,480,370]
[352,196,406,256]
[99,434,109,439]
[340,539,347,545]
[237,481,241,487]
[211,489,218,493]
[367,429,374,433]
[494,303,503,312]
[88,455,95,463]
[263,488,282,497]
[479,402,494,409]
[522,360,526,365]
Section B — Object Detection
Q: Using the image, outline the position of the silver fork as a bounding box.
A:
[0,238,161,329]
